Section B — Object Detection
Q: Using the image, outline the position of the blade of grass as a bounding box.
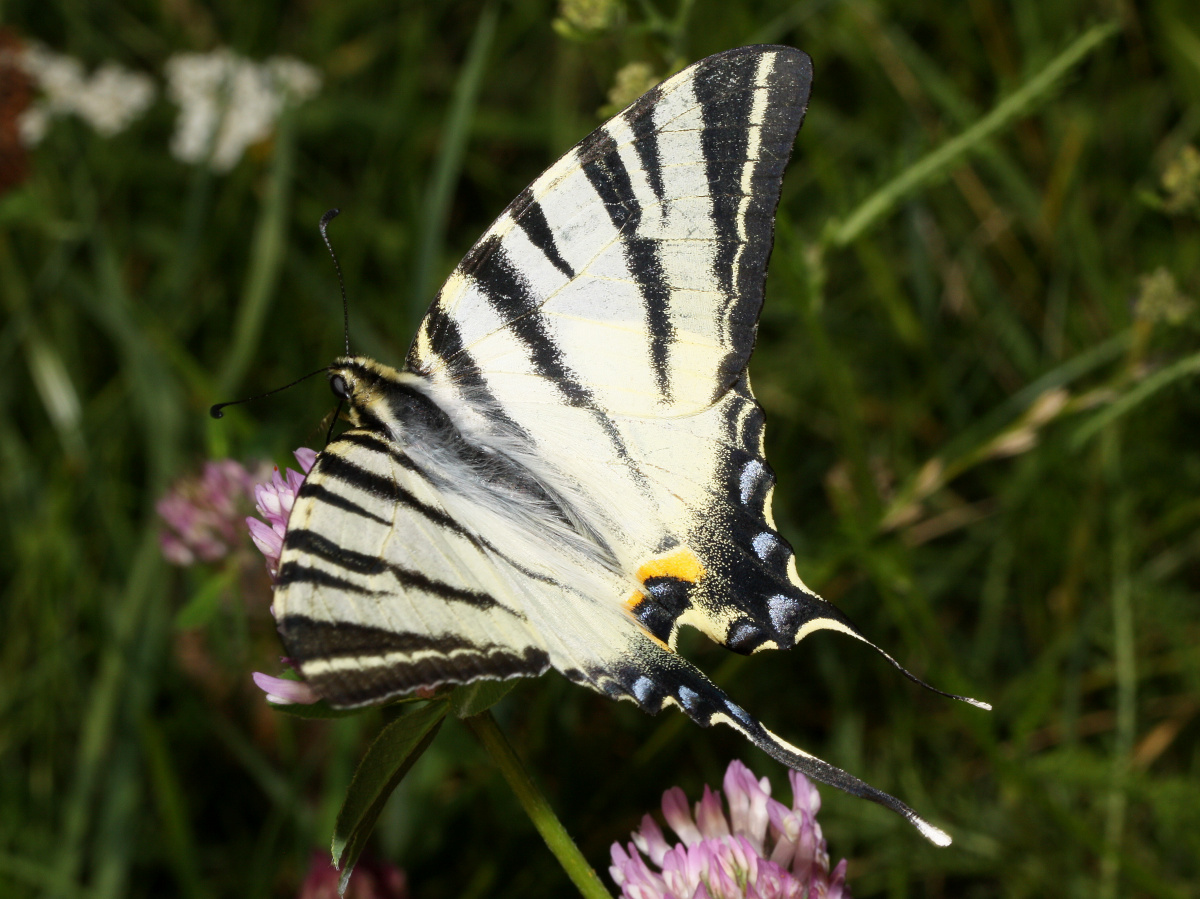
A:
[0,852,89,898]
[217,112,298,396]
[51,532,164,898]
[1072,350,1200,448]
[824,20,1119,247]
[878,331,1130,529]
[407,3,498,333]
[1100,431,1136,899]
[139,714,204,899]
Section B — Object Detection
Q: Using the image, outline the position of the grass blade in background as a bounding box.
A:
[218,114,298,396]
[823,20,1120,247]
[407,3,499,334]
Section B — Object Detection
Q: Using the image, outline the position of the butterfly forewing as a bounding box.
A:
[408,46,812,417]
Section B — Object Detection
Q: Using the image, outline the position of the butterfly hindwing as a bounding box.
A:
[274,419,552,706]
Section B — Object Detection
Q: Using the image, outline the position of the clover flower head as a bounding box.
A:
[158,458,269,566]
[245,448,319,706]
[165,49,320,171]
[246,447,317,579]
[296,850,407,899]
[610,760,851,899]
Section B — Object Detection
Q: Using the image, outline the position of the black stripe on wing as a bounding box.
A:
[624,84,668,207]
[298,483,391,526]
[579,130,675,400]
[280,615,488,661]
[305,424,584,590]
[695,57,753,303]
[462,233,594,406]
[509,188,576,279]
[456,236,644,476]
[697,50,812,391]
[307,443,468,537]
[283,613,551,708]
[308,647,550,708]
[403,305,540,460]
[279,529,511,615]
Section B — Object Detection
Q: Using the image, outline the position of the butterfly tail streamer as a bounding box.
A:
[864,640,992,710]
[616,640,953,846]
[792,601,992,711]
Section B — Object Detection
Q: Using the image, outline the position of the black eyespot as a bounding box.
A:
[330,374,349,400]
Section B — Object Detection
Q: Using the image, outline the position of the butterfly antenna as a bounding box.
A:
[319,208,350,356]
[210,367,331,419]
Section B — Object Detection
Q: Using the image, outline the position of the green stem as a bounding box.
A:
[1100,431,1135,899]
[409,3,497,333]
[217,111,297,396]
[465,712,611,899]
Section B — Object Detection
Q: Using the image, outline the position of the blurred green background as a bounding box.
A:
[2,0,1198,896]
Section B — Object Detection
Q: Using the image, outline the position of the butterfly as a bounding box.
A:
[267,45,985,845]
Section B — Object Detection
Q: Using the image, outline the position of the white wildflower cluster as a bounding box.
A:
[3,42,320,174]
[164,50,321,172]
[14,43,156,145]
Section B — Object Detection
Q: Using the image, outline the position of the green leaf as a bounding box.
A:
[264,699,364,720]
[331,699,448,893]
[450,678,519,719]
[267,693,428,720]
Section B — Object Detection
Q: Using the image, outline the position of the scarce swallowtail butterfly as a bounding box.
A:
[262,45,987,845]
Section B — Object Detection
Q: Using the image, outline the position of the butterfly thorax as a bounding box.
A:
[324,354,610,553]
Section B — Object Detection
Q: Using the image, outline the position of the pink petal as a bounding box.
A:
[159,531,195,566]
[767,805,801,866]
[723,760,771,853]
[246,516,282,558]
[285,465,307,495]
[824,858,849,899]
[611,841,670,899]
[663,786,703,845]
[695,786,730,840]
[252,671,318,704]
[659,843,701,898]
[254,482,285,523]
[609,842,634,888]
[789,769,821,816]
[294,446,318,472]
[634,814,672,867]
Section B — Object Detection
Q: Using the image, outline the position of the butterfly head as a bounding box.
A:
[327,356,409,427]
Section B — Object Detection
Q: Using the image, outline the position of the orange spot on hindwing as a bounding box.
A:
[626,548,706,649]
[636,548,705,585]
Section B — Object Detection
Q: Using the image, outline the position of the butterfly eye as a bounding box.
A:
[330,374,350,400]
